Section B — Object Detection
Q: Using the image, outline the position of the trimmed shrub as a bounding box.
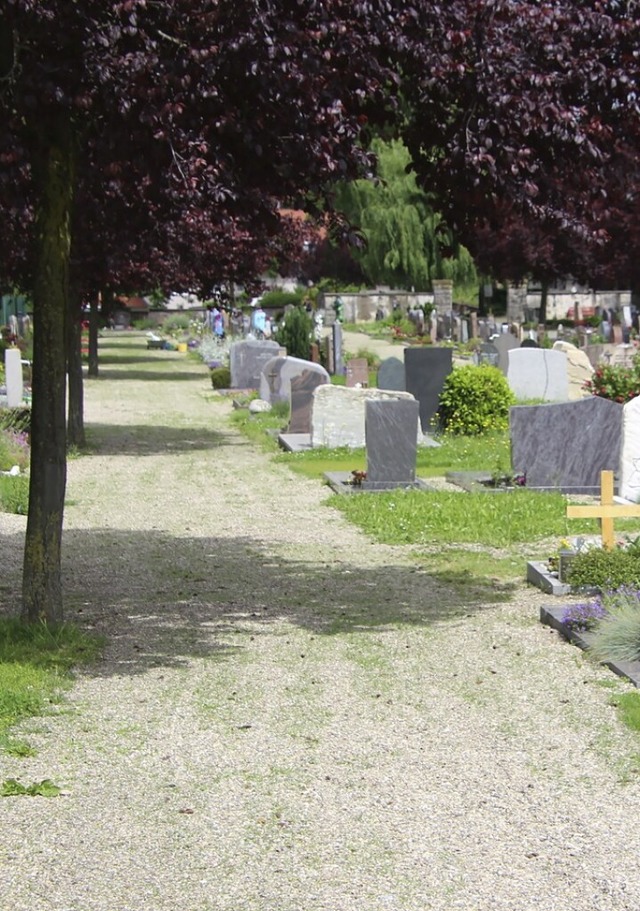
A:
[210,366,231,389]
[260,289,304,309]
[567,548,640,590]
[437,364,516,435]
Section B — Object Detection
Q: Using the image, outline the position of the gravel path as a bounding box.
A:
[2,334,640,911]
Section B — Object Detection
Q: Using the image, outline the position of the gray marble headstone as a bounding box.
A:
[332,322,343,376]
[288,369,329,434]
[365,399,419,486]
[5,348,23,408]
[311,385,421,449]
[259,355,329,404]
[377,357,406,392]
[507,349,569,402]
[230,339,280,389]
[404,347,453,432]
[510,397,623,493]
[345,358,369,387]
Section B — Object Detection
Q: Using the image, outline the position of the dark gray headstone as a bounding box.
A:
[492,334,520,374]
[288,369,328,433]
[365,399,419,487]
[475,342,499,367]
[346,358,369,387]
[510,397,624,493]
[377,357,406,391]
[230,339,280,389]
[332,322,343,376]
[404,347,453,432]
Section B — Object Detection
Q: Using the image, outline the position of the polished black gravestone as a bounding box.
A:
[403,347,453,432]
[325,398,433,494]
[377,356,406,392]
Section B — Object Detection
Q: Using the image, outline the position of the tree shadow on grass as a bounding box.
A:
[0,526,517,680]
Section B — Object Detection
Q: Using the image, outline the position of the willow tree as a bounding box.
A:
[334,138,478,291]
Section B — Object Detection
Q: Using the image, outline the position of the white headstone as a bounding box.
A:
[5,348,23,407]
[552,340,593,400]
[620,395,640,502]
[507,348,570,402]
[311,385,422,448]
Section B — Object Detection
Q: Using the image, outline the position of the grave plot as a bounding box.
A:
[325,399,434,494]
[527,471,640,595]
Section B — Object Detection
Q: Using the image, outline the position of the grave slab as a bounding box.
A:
[377,356,406,391]
[540,605,640,688]
[230,339,280,389]
[345,358,369,387]
[5,348,23,408]
[259,355,329,404]
[365,399,419,485]
[620,395,640,503]
[311,385,421,449]
[403,347,453,432]
[510,397,623,493]
[288,369,329,433]
[507,348,569,402]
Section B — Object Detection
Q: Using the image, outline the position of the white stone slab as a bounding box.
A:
[5,348,23,407]
[311,385,420,449]
[620,395,640,503]
[507,348,569,402]
[552,340,593,400]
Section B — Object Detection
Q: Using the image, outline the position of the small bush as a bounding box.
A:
[275,306,313,359]
[210,366,231,389]
[260,289,305,309]
[162,314,190,336]
[0,474,29,515]
[568,548,640,590]
[437,364,516,435]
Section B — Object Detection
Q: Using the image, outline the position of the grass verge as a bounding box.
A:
[0,619,103,757]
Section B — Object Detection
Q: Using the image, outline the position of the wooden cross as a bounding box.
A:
[566,470,640,550]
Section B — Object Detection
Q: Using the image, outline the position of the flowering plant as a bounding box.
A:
[583,358,640,404]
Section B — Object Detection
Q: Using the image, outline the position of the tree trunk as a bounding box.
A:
[66,288,85,449]
[88,293,99,378]
[22,118,75,624]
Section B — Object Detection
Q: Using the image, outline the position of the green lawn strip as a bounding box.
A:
[414,547,526,584]
[326,489,607,548]
[0,619,103,766]
[609,691,640,734]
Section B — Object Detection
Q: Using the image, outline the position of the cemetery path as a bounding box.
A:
[2,334,640,911]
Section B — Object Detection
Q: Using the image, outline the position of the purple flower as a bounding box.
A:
[561,599,607,632]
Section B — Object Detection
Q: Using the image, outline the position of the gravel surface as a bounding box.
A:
[2,335,640,911]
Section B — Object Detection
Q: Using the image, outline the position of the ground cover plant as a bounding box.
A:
[0,474,29,515]
[0,619,103,758]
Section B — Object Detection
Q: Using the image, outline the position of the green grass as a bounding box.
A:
[328,488,602,548]
[609,692,640,733]
[0,619,103,755]
[0,474,29,514]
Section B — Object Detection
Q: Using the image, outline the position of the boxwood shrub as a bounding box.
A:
[437,364,516,435]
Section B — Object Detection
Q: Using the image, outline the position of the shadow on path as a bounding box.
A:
[0,528,517,679]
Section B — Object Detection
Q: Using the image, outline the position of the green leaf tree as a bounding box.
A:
[334,138,478,292]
